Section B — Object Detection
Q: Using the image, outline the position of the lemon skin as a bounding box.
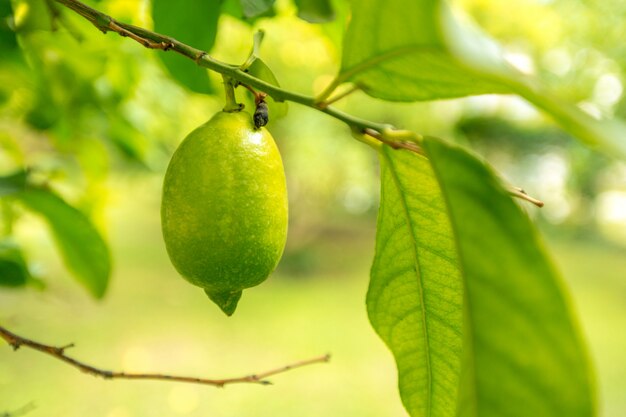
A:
[161,111,288,315]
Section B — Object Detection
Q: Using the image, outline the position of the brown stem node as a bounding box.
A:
[364,128,424,155]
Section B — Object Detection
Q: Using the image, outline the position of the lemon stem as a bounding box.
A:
[222,76,242,113]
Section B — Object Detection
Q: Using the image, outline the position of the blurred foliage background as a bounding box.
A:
[1,0,625,416]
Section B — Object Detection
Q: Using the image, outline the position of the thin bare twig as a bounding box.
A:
[364,129,545,207]
[509,187,544,207]
[0,325,330,387]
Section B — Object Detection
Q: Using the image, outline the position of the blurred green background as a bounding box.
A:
[1,0,626,416]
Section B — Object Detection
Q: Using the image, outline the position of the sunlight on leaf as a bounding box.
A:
[424,137,595,417]
[369,146,462,417]
[340,0,626,157]
[340,0,508,101]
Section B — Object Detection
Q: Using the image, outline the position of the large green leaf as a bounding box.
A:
[152,0,222,93]
[340,0,510,101]
[17,188,110,298]
[369,146,463,417]
[423,138,595,417]
[339,0,626,157]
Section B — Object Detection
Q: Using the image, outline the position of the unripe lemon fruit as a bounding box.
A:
[161,111,288,315]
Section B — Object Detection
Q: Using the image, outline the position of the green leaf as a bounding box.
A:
[294,0,335,23]
[17,188,110,298]
[222,0,275,23]
[0,170,27,197]
[0,0,27,106]
[340,0,509,101]
[10,0,53,32]
[423,137,595,417]
[0,1,18,50]
[0,239,30,287]
[339,0,626,157]
[247,58,287,120]
[240,0,275,18]
[221,0,244,19]
[152,0,222,93]
[369,146,463,417]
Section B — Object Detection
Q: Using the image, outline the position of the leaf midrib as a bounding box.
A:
[425,144,480,417]
[383,148,433,417]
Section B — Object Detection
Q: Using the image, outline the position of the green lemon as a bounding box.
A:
[161,111,288,315]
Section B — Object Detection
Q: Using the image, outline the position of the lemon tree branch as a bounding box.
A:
[51,0,542,206]
[0,325,330,387]
[53,0,389,133]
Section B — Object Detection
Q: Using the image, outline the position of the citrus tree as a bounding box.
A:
[2,0,624,416]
